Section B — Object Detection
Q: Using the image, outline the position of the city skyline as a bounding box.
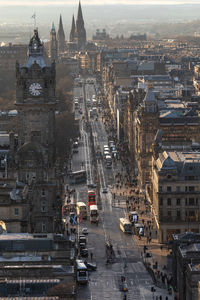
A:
[2,0,200,5]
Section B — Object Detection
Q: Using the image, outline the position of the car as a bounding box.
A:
[79,242,86,249]
[87,183,97,189]
[73,149,79,154]
[80,248,88,257]
[102,188,108,193]
[84,261,97,271]
[79,235,87,244]
[82,227,88,235]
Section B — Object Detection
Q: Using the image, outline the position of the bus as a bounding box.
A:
[89,205,99,223]
[68,170,87,185]
[88,190,96,206]
[76,259,88,284]
[119,218,132,234]
[76,202,87,220]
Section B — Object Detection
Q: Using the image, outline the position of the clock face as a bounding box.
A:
[29,83,42,96]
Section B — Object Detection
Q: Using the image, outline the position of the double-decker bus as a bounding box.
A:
[88,190,96,206]
[119,218,132,234]
[68,170,87,185]
[89,205,99,223]
[76,202,87,220]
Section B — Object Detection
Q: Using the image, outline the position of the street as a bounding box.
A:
[69,79,172,300]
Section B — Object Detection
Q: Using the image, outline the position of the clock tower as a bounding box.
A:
[15,30,59,233]
[16,29,56,166]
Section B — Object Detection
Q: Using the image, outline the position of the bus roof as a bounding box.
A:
[120,218,131,225]
[70,170,86,175]
[77,202,86,207]
[76,259,87,270]
[88,190,95,193]
[90,205,98,210]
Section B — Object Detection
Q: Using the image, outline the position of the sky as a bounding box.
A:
[1,0,200,5]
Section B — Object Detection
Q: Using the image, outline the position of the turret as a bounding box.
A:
[49,22,58,61]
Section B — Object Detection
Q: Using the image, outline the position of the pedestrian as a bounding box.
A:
[90,252,93,261]
[159,296,162,300]
[123,294,127,300]
[165,297,168,300]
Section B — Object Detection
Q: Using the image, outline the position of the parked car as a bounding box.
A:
[80,248,88,257]
[102,188,108,193]
[82,227,88,235]
[79,242,86,249]
[79,235,87,244]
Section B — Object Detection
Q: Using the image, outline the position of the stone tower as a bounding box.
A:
[57,14,65,53]
[69,15,75,42]
[15,29,58,233]
[74,1,86,50]
[49,22,58,61]
[135,87,159,189]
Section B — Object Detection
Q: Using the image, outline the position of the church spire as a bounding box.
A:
[70,15,75,42]
[76,1,84,28]
[57,14,65,53]
[74,1,86,50]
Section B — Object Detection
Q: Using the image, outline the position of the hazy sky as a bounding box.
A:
[1,0,200,5]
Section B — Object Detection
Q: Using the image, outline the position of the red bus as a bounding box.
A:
[88,190,96,206]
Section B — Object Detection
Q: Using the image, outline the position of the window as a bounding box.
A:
[41,201,47,212]
[41,189,46,196]
[167,198,171,206]
[189,211,195,217]
[196,198,198,205]
[176,198,181,206]
[167,186,171,192]
[189,198,195,205]
[177,210,181,218]
[14,208,19,216]
[185,198,188,206]
[168,211,171,217]
[189,186,195,192]
[167,174,171,179]
[42,222,46,233]
[159,197,163,206]
[176,186,180,192]
[159,186,162,192]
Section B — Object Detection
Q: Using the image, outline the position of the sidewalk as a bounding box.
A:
[110,183,174,298]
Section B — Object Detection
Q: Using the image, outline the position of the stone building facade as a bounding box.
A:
[149,150,200,243]
[15,29,60,233]
[134,88,159,189]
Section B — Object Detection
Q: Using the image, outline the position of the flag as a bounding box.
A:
[72,215,77,226]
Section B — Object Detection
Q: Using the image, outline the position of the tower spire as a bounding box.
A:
[76,1,84,27]
[74,1,86,50]
[70,14,75,42]
[57,14,65,53]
